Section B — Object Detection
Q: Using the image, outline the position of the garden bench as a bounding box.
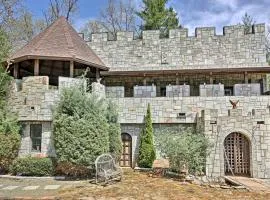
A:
[95,153,123,184]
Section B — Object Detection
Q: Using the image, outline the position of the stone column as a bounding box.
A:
[34,59,39,76]
[13,63,19,79]
[70,60,74,77]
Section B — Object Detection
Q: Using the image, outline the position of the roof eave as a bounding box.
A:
[10,55,109,71]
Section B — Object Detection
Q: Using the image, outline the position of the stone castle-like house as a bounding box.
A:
[7,17,270,178]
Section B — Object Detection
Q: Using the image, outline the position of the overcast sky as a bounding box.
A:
[26,0,270,35]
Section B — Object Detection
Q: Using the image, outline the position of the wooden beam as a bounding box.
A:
[70,60,74,77]
[34,59,39,76]
[13,63,19,79]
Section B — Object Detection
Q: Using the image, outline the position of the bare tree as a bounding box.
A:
[81,0,137,40]
[43,0,79,26]
[242,12,255,34]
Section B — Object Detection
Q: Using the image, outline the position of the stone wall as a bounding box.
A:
[8,76,59,121]
[166,85,190,97]
[19,121,55,157]
[202,109,270,178]
[106,86,125,98]
[134,85,156,97]
[200,84,224,97]
[234,83,261,96]
[112,96,270,124]
[89,24,267,72]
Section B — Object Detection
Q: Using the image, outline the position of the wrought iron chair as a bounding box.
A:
[95,153,123,184]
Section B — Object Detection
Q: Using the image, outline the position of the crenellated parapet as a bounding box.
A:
[88,24,267,72]
[91,24,265,42]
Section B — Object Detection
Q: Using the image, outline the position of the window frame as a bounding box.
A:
[30,124,42,152]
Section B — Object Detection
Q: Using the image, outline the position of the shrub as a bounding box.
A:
[10,157,54,176]
[55,161,92,178]
[0,66,21,173]
[138,103,156,168]
[53,86,110,166]
[0,133,20,173]
[106,100,122,161]
[155,128,210,174]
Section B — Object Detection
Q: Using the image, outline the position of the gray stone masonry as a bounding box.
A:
[202,108,270,179]
[8,76,270,179]
[58,76,86,91]
[19,121,55,157]
[200,84,224,97]
[134,85,156,98]
[89,24,267,72]
[166,84,190,97]
[91,82,106,98]
[106,86,125,98]
[234,83,261,96]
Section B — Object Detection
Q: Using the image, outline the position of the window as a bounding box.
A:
[225,87,233,96]
[160,86,166,97]
[30,124,42,152]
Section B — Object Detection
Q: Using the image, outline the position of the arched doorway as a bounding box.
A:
[224,132,250,176]
[120,133,132,167]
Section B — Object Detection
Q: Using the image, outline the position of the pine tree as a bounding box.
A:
[106,100,122,161]
[138,103,156,168]
[137,0,180,37]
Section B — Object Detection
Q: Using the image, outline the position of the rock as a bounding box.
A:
[209,184,220,188]
[233,186,246,190]
[221,185,231,189]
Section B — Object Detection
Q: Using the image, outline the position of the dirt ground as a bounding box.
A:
[58,170,270,200]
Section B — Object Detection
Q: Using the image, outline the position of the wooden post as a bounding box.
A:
[244,71,248,83]
[210,72,213,84]
[13,63,19,79]
[96,68,100,81]
[34,59,39,76]
[143,78,147,86]
[70,60,74,77]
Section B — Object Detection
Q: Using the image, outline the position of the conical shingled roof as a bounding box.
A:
[11,17,108,70]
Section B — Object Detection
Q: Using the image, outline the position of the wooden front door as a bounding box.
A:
[120,133,132,167]
[224,132,250,176]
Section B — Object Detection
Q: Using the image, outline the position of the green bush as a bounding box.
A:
[0,133,20,173]
[106,101,122,161]
[155,128,210,174]
[53,86,110,166]
[138,103,156,168]
[10,157,54,176]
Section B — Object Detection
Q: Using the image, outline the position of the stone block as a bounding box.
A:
[199,84,224,97]
[234,84,261,96]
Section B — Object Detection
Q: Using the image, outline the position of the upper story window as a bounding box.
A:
[30,124,42,152]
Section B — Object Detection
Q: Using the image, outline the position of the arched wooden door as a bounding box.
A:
[120,133,132,167]
[224,132,250,176]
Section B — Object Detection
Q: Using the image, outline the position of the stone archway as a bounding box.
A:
[224,132,251,176]
[120,133,132,167]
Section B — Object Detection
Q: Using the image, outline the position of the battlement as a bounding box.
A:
[90,24,265,42]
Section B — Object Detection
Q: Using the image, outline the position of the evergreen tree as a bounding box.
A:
[138,103,156,168]
[137,0,180,37]
[53,86,110,165]
[0,29,20,173]
[106,100,122,161]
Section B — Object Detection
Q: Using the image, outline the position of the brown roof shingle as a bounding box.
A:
[11,17,108,70]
